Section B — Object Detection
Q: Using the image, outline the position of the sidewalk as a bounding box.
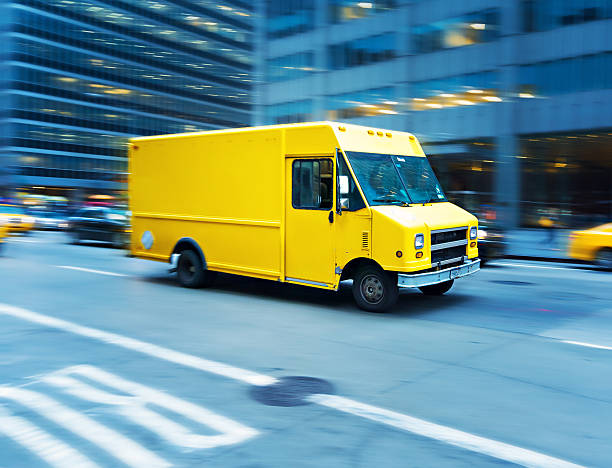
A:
[504,229,574,261]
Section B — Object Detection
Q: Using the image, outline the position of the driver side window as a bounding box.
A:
[292,159,333,210]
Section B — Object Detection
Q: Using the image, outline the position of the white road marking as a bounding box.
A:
[0,303,276,387]
[562,340,612,351]
[309,394,584,468]
[490,262,572,271]
[0,303,585,468]
[0,408,99,468]
[56,266,128,277]
[43,365,259,449]
[0,387,170,468]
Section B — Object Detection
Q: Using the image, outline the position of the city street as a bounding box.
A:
[1,232,611,468]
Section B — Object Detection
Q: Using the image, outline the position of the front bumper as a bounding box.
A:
[398,258,481,288]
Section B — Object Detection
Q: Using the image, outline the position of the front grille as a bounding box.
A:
[431,227,467,245]
[430,226,468,265]
[431,245,466,264]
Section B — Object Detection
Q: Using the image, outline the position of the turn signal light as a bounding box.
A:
[416,252,423,258]
[470,241,476,247]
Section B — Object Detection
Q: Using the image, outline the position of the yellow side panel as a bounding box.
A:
[335,210,371,270]
[130,128,283,278]
[284,125,339,156]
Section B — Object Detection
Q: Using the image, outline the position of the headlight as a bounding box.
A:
[477,229,487,240]
[469,227,477,240]
[414,233,424,249]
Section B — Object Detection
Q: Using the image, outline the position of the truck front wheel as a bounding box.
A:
[419,279,454,296]
[177,249,217,288]
[352,267,398,312]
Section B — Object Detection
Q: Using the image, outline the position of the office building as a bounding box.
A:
[258,0,612,228]
[0,0,254,202]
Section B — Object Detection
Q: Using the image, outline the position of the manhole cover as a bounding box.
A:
[250,376,334,407]
[489,280,533,286]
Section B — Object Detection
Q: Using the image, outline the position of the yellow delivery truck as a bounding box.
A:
[129,122,480,312]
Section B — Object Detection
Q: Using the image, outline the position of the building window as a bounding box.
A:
[413,9,500,54]
[265,100,313,124]
[519,132,612,228]
[292,159,334,210]
[521,0,611,32]
[411,72,500,111]
[425,141,496,217]
[267,0,316,39]
[329,33,395,70]
[329,0,396,24]
[326,87,397,119]
[266,52,315,82]
[519,53,612,98]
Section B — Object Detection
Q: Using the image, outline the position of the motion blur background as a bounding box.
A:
[0,0,610,237]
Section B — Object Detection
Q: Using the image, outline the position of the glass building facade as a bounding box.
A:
[258,0,612,229]
[0,0,254,201]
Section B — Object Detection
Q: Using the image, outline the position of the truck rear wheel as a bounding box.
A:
[176,249,217,288]
[419,279,454,295]
[352,266,398,312]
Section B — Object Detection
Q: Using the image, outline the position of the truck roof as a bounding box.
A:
[130,121,412,141]
[130,121,425,157]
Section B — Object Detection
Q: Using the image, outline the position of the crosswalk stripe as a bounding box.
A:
[0,387,170,468]
[0,408,99,468]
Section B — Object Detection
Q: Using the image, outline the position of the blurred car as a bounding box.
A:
[477,224,506,265]
[67,206,130,248]
[568,223,612,269]
[32,210,68,230]
[0,204,36,234]
[0,217,7,253]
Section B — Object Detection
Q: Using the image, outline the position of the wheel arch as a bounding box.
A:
[171,237,206,268]
[340,257,384,282]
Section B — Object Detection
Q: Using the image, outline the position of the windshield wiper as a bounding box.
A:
[373,197,409,206]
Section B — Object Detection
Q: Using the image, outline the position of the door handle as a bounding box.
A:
[328,211,334,223]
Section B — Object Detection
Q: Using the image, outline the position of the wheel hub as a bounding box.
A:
[361,275,383,304]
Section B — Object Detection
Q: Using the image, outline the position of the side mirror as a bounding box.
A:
[339,175,349,195]
[340,197,350,210]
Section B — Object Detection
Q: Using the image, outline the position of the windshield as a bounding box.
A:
[345,152,447,205]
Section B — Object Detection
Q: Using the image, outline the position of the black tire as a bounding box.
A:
[111,232,124,249]
[70,231,80,244]
[176,249,217,288]
[595,249,612,270]
[352,266,399,312]
[419,279,454,296]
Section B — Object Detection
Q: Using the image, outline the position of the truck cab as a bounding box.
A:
[286,129,479,311]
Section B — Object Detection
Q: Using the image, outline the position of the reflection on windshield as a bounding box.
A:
[395,155,447,204]
[346,152,447,205]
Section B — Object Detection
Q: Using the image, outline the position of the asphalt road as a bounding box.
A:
[1,232,611,468]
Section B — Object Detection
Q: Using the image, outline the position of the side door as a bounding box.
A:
[285,157,336,287]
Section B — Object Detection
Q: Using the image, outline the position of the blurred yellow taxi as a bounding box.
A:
[0,217,7,252]
[568,223,612,268]
[0,204,36,234]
